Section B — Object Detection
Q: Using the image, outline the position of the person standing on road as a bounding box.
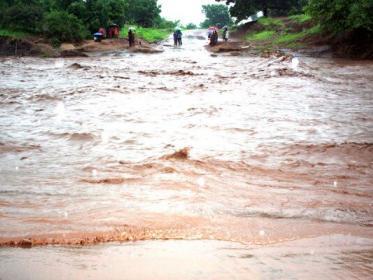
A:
[173,31,178,46]
[177,29,183,46]
[222,26,228,42]
[128,27,135,47]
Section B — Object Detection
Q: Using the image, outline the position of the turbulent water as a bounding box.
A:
[0,31,372,278]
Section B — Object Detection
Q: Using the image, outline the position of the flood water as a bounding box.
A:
[0,31,373,278]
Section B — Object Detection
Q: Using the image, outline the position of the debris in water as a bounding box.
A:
[163,147,190,160]
[197,177,205,187]
[291,57,299,70]
[92,169,97,178]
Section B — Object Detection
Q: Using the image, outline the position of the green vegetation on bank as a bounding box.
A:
[288,14,312,24]
[0,28,30,39]
[246,30,275,41]
[257,17,284,29]
[217,0,372,38]
[0,0,177,43]
[245,15,322,50]
[120,26,172,43]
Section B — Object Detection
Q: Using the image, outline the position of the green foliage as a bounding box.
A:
[0,0,164,41]
[258,17,284,29]
[274,32,304,44]
[215,0,307,20]
[154,17,178,29]
[288,14,312,23]
[0,28,30,38]
[0,1,43,32]
[246,30,275,41]
[185,23,198,30]
[201,4,233,28]
[306,0,373,33]
[42,11,88,42]
[245,18,322,48]
[124,0,161,27]
[120,26,171,43]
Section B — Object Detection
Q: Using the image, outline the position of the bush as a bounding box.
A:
[42,11,88,42]
[1,3,43,33]
[306,0,373,33]
[185,23,198,30]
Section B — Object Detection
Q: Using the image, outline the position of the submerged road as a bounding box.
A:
[0,31,373,279]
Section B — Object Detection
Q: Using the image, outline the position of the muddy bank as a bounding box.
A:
[0,36,163,57]
[208,20,373,59]
[0,36,59,57]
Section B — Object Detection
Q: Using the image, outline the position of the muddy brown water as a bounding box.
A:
[0,31,372,278]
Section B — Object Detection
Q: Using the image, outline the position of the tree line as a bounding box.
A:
[216,0,372,34]
[0,0,174,42]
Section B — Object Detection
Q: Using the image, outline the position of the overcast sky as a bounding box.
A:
[158,0,219,25]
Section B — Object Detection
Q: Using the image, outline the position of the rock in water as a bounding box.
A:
[18,239,33,248]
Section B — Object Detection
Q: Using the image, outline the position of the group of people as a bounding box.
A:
[173,29,183,46]
[123,25,229,48]
[208,26,228,46]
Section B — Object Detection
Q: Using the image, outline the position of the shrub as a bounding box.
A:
[1,3,43,33]
[246,31,276,41]
[42,11,88,42]
[306,0,373,33]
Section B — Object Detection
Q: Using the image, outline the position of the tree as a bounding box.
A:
[42,10,88,42]
[124,0,161,27]
[0,0,43,32]
[306,0,373,33]
[0,0,164,41]
[201,4,233,28]
[185,23,198,30]
[43,11,87,42]
[215,0,305,20]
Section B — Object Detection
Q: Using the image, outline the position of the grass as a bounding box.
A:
[289,14,312,24]
[304,24,321,35]
[274,32,305,44]
[274,24,321,46]
[246,30,275,41]
[245,15,322,49]
[120,26,172,43]
[258,17,284,29]
[0,28,30,39]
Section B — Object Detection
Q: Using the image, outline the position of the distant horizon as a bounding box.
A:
[158,0,218,25]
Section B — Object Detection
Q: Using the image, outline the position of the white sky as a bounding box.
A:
[158,0,219,25]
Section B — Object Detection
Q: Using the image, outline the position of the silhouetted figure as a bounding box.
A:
[173,29,182,46]
[128,29,135,47]
[210,30,218,46]
[222,26,228,42]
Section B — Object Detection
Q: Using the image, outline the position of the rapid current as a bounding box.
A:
[0,31,372,279]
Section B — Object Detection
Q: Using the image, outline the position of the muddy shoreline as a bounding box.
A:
[1,32,372,59]
[0,36,163,57]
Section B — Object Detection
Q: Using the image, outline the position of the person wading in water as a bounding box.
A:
[173,28,183,47]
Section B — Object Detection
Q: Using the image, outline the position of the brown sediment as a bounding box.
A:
[0,142,41,154]
[82,177,127,184]
[1,215,372,248]
[68,63,91,70]
[162,147,190,160]
[138,70,199,77]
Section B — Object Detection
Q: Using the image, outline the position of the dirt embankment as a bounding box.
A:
[206,19,373,59]
[0,36,163,57]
